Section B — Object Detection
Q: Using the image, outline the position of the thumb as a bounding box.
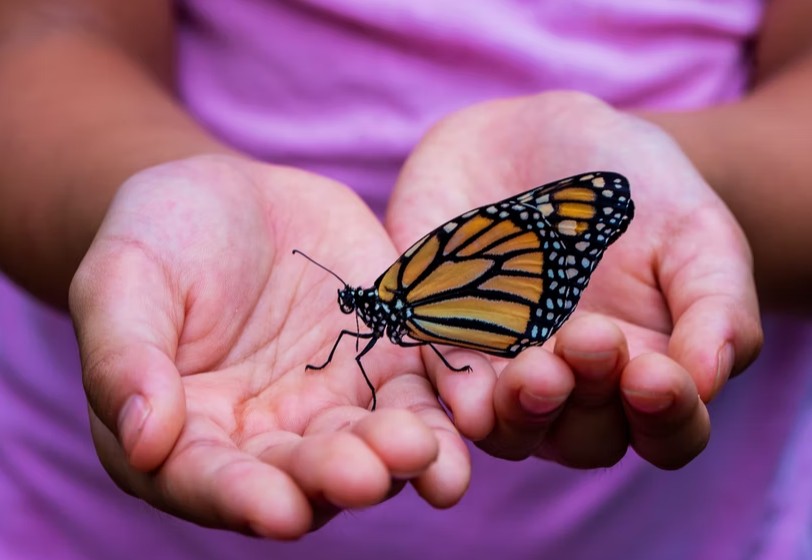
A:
[69,245,185,472]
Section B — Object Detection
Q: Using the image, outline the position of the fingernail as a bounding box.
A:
[519,390,567,416]
[118,394,150,455]
[623,389,674,414]
[715,343,734,394]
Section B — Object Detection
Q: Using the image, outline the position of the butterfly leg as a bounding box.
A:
[400,341,473,373]
[354,336,380,411]
[306,330,375,371]
[306,330,380,411]
[428,343,473,373]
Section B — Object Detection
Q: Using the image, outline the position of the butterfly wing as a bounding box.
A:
[376,172,634,357]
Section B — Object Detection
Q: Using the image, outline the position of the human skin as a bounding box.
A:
[72,156,472,536]
[387,93,760,468]
[1,0,808,539]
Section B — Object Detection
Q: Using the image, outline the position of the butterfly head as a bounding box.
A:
[337,286,357,314]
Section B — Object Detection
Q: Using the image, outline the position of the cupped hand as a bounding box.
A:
[69,155,469,538]
[386,92,763,469]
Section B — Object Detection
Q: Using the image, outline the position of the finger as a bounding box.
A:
[91,411,313,538]
[411,419,471,508]
[423,348,497,440]
[376,373,472,508]
[305,404,440,480]
[155,428,313,539]
[258,429,393,509]
[89,408,150,497]
[660,206,763,401]
[70,246,185,471]
[256,405,425,510]
[538,315,630,468]
[305,375,471,509]
[478,348,573,461]
[621,353,710,469]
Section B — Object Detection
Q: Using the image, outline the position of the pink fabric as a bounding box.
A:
[6,1,812,558]
[177,0,760,215]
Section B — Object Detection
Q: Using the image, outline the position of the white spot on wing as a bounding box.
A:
[557,220,579,236]
[404,237,426,257]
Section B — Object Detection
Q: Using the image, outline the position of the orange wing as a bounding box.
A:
[374,171,634,357]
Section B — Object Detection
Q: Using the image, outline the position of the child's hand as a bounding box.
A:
[387,92,762,469]
[69,155,469,538]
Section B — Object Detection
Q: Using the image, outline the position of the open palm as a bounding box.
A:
[70,155,469,538]
[386,92,763,469]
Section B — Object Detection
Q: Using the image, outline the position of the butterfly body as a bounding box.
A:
[297,171,634,410]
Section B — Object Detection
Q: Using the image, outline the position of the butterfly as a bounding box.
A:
[294,171,634,410]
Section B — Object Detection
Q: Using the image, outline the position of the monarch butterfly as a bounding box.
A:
[294,171,634,410]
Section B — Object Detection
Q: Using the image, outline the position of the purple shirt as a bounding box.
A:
[4,1,812,558]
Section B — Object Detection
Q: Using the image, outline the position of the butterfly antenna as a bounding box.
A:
[292,249,348,286]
